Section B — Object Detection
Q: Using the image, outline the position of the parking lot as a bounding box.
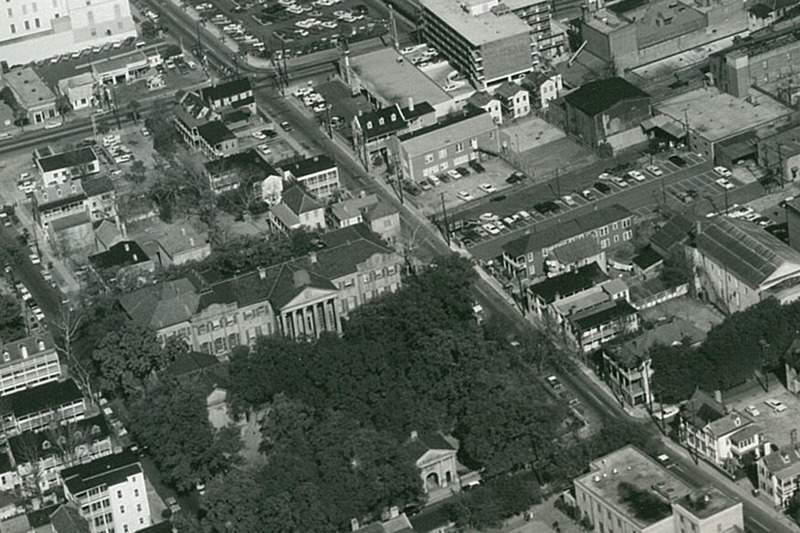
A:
[185,0,391,60]
[448,151,751,250]
[726,379,800,450]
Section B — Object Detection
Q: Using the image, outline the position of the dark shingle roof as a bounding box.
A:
[89,241,149,270]
[401,101,434,120]
[529,262,609,303]
[355,104,408,141]
[406,432,454,461]
[8,414,110,462]
[283,154,336,178]
[632,246,663,270]
[198,121,236,146]
[81,176,114,197]
[137,523,176,533]
[281,185,321,215]
[571,299,638,331]
[37,147,97,173]
[201,78,252,103]
[650,213,696,257]
[204,149,280,179]
[62,449,141,496]
[0,379,82,418]
[503,204,634,258]
[564,77,649,116]
[49,505,91,533]
[119,278,199,329]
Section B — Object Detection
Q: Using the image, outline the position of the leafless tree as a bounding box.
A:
[52,307,96,403]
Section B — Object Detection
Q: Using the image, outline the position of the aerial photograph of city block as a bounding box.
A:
[6,0,800,529]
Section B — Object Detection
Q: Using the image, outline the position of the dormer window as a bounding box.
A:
[367,121,372,129]
[391,113,396,121]
[378,118,384,125]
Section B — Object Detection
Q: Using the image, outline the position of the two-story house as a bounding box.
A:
[35,147,100,188]
[328,193,401,245]
[466,92,503,124]
[201,78,256,115]
[0,334,61,397]
[268,185,327,233]
[173,91,239,159]
[351,100,436,167]
[679,389,761,474]
[282,155,340,201]
[33,181,89,230]
[203,149,281,196]
[495,82,531,120]
[503,204,634,285]
[0,379,86,440]
[521,71,563,111]
[758,437,800,508]
[81,176,117,222]
[62,449,152,533]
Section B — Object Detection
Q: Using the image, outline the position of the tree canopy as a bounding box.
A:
[0,294,26,342]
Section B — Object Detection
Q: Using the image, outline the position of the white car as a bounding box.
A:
[598,172,612,180]
[653,405,679,420]
[447,169,461,180]
[29,254,41,265]
[715,178,735,190]
[627,170,646,182]
[765,399,788,413]
[727,206,754,219]
[745,405,760,417]
[482,223,500,235]
[114,154,132,164]
[457,191,474,202]
[645,165,663,177]
[141,127,150,136]
[610,176,628,188]
[479,212,496,222]
[517,210,531,219]
[258,143,271,155]
[714,166,732,177]
[479,183,497,194]
[561,195,578,207]
[252,130,267,140]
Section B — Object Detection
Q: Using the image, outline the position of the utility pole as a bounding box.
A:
[393,148,404,205]
[389,5,399,50]
[440,192,450,246]
[555,167,561,197]
[661,174,666,206]
[325,104,333,138]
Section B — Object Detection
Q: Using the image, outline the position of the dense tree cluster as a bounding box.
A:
[651,299,800,403]
[0,294,26,342]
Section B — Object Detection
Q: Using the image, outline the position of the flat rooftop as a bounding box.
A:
[4,67,56,108]
[576,445,691,528]
[583,9,630,34]
[675,486,739,520]
[420,0,533,46]
[349,48,453,108]
[654,88,791,143]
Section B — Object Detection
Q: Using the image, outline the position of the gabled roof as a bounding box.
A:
[650,213,696,256]
[201,78,252,103]
[405,432,455,461]
[681,389,726,429]
[330,194,379,222]
[260,263,337,309]
[467,91,499,108]
[0,378,82,418]
[696,216,800,289]
[0,332,56,368]
[50,505,92,533]
[8,414,110,463]
[89,241,150,270]
[529,262,609,303]
[564,77,649,116]
[495,81,526,99]
[119,278,199,329]
[203,149,280,178]
[398,110,495,157]
[504,204,633,257]
[283,154,336,178]
[570,298,637,331]
[763,445,800,479]
[281,185,322,215]
[198,121,236,146]
[62,449,141,496]
[355,104,408,141]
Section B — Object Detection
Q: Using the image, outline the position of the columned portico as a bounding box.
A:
[279,294,341,340]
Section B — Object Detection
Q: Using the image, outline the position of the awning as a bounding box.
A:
[641,115,686,139]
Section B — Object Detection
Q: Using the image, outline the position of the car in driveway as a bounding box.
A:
[657,453,675,469]
[457,191,474,202]
[610,175,628,188]
[280,121,293,131]
[715,177,735,190]
[506,171,525,184]
[745,405,760,417]
[561,195,578,207]
[479,183,497,193]
[482,223,500,235]
[765,399,788,413]
[165,496,181,514]
[645,165,664,177]
[594,182,612,194]
[714,166,733,177]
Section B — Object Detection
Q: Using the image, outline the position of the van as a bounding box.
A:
[114,154,132,164]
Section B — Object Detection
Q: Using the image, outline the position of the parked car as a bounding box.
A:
[482,223,500,235]
[545,375,563,391]
[457,191,474,202]
[627,170,645,182]
[645,165,664,177]
[456,167,470,177]
[610,175,628,188]
[714,166,732,178]
[446,169,461,180]
[165,496,181,514]
[561,195,578,207]
[715,178,735,190]
[745,405,760,417]
[280,121,293,131]
[594,182,612,194]
[252,130,267,140]
[581,189,596,201]
[469,160,485,173]
[534,201,560,214]
[669,154,688,167]
[479,183,497,193]
[765,399,788,413]
[506,171,525,184]
[656,453,675,469]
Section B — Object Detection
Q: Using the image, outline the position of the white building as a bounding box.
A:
[62,449,152,533]
[282,154,340,201]
[0,0,137,66]
[35,146,100,188]
[0,334,61,397]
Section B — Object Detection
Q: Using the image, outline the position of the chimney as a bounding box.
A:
[258,266,267,279]
[350,518,360,532]
[20,345,27,359]
[37,339,45,351]
[389,506,399,519]
[309,251,317,265]
[124,243,130,252]
[408,97,414,112]
[410,430,418,440]
[764,442,772,456]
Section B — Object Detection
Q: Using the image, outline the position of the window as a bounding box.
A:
[455,142,464,153]
[598,227,609,236]
[134,489,139,498]
[117,490,122,499]
[613,235,619,243]
[424,153,434,164]
[601,238,610,249]
[120,505,125,514]
[621,218,631,228]
[24,20,30,30]
[438,149,447,159]
[612,222,618,230]
[623,230,632,240]
[6,8,11,16]
[137,503,142,512]
[34,17,39,27]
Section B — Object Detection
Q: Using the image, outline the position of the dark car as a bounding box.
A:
[668,154,688,167]
[437,172,450,183]
[456,167,470,177]
[594,182,612,194]
[506,171,526,184]
[469,160,485,173]
[263,129,278,139]
[534,201,560,214]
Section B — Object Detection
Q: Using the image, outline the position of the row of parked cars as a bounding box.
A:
[209,11,266,52]
[407,160,487,196]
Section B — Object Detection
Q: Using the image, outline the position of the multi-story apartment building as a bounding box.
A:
[575,446,744,533]
[2,68,58,125]
[200,78,256,115]
[679,390,761,474]
[32,178,116,230]
[418,0,535,90]
[0,334,61,397]
[503,204,634,284]
[0,0,136,65]
[282,155,340,200]
[0,379,85,439]
[389,110,500,183]
[35,147,100,188]
[62,449,152,533]
[119,224,403,353]
[566,297,640,353]
[687,215,800,315]
[710,25,800,99]
[7,414,115,493]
